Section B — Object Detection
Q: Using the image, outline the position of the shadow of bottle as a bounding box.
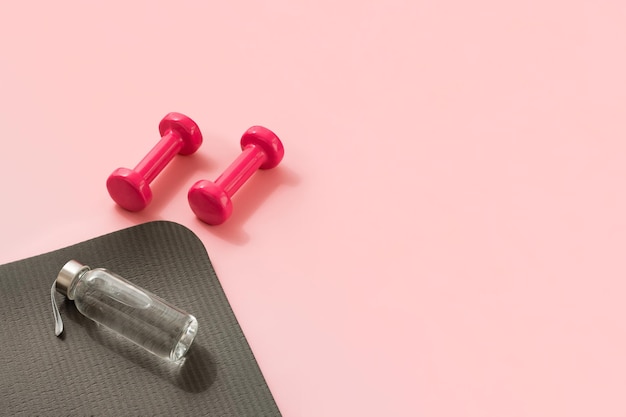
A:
[62,300,217,393]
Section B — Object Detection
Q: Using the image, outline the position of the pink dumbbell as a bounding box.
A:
[106,112,203,211]
[188,126,284,225]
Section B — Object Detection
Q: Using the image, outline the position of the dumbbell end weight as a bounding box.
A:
[158,112,203,156]
[188,180,232,225]
[106,168,152,212]
[241,126,284,169]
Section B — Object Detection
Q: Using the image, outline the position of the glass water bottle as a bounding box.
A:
[51,260,198,361]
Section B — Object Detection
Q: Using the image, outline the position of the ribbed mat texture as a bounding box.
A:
[0,221,280,416]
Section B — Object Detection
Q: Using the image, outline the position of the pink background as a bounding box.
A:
[1,1,626,415]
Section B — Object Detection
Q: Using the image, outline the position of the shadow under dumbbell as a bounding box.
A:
[206,165,300,245]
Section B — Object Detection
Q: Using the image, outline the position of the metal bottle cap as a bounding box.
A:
[56,260,89,299]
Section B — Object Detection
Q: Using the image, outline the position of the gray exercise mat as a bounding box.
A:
[0,221,280,416]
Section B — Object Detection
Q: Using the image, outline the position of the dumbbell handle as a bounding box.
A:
[215,145,267,197]
[134,130,183,184]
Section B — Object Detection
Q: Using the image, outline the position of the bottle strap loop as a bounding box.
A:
[51,281,63,337]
